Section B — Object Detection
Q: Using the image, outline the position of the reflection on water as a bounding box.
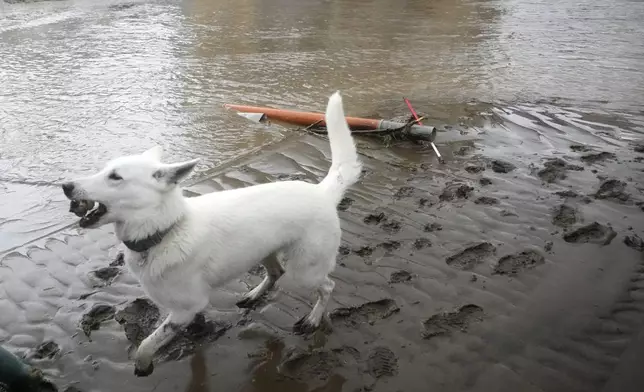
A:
[1,0,642,185]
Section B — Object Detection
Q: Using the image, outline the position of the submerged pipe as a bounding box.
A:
[223,104,437,141]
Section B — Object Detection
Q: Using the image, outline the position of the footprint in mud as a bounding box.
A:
[446,242,496,270]
[89,266,120,286]
[554,190,580,198]
[279,346,359,384]
[114,298,160,345]
[364,212,387,225]
[489,159,516,173]
[381,220,402,234]
[479,177,493,186]
[474,196,499,205]
[493,250,545,276]
[367,346,398,378]
[551,204,578,227]
[418,197,436,207]
[363,212,402,234]
[440,183,474,201]
[276,173,307,182]
[465,164,485,174]
[338,197,354,211]
[537,158,584,183]
[115,298,231,363]
[624,234,644,252]
[454,146,473,156]
[389,270,413,283]
[338,245,350,256]
[353,245,375,257]
[29,341,60,360]
[423,222,443,232]
[394,186,416,200]
[422,304,484,340]
[413,238,432,249]
[110,251,125,266]
[500,210,518,217]
[330,299,400,328]
[581,151,616,164]
[594,179,630,202]
[379,240,401,251]
[80,304,116,338]
[570,144,592,152]
[563,222,616,245]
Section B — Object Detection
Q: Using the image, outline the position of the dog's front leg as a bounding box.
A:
[134,310,196,377]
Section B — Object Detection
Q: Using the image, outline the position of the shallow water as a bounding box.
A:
[1,0,644,391]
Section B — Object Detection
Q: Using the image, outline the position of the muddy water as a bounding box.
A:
[1,0,644,391]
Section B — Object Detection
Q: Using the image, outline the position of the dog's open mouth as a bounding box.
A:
[69,200,108,228]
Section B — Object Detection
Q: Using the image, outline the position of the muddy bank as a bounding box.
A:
[1,98,643,392]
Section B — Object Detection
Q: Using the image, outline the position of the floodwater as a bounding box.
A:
[1,0,644,391]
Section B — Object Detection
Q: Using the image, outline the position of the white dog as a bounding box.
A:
[62,92,362,376]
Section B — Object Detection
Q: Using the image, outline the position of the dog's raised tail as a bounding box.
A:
[319,91,362,204]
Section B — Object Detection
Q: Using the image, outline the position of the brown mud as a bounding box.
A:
[2,108,644,392]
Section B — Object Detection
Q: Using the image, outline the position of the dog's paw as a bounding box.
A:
[293,315,320,335]
[134,362,154,377]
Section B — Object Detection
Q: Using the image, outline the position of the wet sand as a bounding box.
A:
[2,103,644,392]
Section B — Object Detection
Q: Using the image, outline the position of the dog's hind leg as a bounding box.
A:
[286,230,339,335]
[294,275,335,335]
[236,253,284,309]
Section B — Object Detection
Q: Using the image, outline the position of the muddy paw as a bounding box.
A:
[293,316,319,335]
[134,362,154,377]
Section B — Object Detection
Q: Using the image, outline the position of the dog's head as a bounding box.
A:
[62,146,199,229]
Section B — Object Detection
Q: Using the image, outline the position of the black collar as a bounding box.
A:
[123,225,174,253]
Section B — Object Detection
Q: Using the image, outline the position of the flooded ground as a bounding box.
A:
[1,0,644,391]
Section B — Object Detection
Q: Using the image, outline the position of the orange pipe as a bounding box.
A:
[223,104,381,130]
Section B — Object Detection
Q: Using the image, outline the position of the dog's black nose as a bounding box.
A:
[62,182,75,198]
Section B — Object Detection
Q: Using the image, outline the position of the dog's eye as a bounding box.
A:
[108,172,123,181]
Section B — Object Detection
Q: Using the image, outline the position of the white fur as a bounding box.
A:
[64,92,361,376]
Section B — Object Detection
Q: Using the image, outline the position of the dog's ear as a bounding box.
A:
[142,146,164,161]
[154,158,200,185]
